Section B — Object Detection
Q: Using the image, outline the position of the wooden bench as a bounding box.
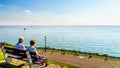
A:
[0,45,48,68]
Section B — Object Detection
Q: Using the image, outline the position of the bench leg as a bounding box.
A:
[1,46,11,63]
[43,59,48,67]
[26,51,35,68]
[5,57,12,63]
[29,64,35,68]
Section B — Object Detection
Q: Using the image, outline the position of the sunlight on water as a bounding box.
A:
[0,26,120,57]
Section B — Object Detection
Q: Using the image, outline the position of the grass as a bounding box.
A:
[0,58,79,68]
[0,50,4,61]
[0,49,78,68]
[48,59,79,68]
[0,42,13,47]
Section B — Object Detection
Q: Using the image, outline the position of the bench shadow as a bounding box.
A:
[0,62,26,68]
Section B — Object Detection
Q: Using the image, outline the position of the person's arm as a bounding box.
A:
[22,44,26,50]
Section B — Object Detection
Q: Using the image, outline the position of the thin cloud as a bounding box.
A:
[1,1,120,25]
[24,10,31,15]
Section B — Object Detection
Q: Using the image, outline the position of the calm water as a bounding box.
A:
[0,26,120,57]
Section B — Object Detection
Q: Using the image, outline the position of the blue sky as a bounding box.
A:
[0,0,120,25]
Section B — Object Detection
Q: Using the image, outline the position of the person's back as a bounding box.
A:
[27,39,48,66]
[27,45,38,55]
[27,39,44,60]
[14,37,26,50]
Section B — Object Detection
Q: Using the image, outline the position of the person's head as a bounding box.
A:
[30,39,35,46]
[18,37,24,43]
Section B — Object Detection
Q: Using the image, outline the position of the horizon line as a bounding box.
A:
[0,25,120,27]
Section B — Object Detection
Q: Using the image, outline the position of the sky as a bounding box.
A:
[0,0,120,25]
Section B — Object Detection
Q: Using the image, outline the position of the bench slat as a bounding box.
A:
[7,53,22,58]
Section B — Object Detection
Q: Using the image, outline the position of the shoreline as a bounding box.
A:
[0,42,120,60]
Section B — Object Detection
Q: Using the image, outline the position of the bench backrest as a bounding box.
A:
[29,51,38,59]
[4,46,27,57]
[3,46,38,59]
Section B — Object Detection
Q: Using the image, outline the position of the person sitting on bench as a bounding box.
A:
[27,39,45,61]
[14,37,26,50]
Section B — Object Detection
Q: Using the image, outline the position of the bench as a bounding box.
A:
[0,45,48,68]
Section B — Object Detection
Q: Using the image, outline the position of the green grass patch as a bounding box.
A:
[0,50,4,61]
[0,42,13,47]
[48,59,79,68]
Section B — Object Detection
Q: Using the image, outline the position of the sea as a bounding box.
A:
[0,25,120,57]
